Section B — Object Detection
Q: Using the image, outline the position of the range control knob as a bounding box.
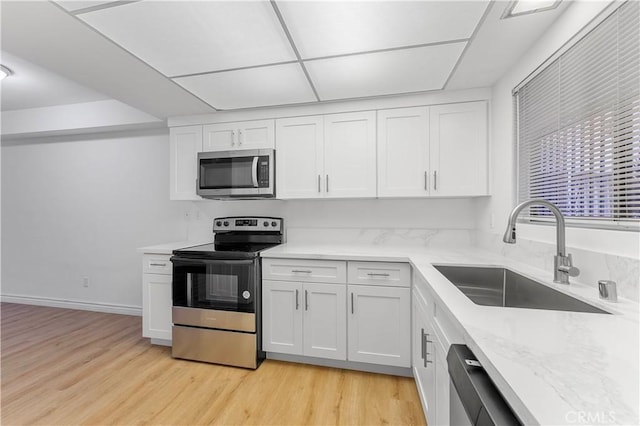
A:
[215,221,222,227]
[223,221,229,226]
[271,221,277,227]
[263,221,269,227]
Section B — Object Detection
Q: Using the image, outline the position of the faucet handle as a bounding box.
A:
[558,254,580,277]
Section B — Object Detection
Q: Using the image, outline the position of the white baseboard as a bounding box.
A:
[0,294,142,316]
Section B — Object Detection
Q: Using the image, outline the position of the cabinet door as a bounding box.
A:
[203,123,236,151]
[262,280,303,355]
[324,111,377,198]
[347,285,410,367]
[412,296,435,423]
[302,283,347,360]
[203,120,275,151]
[434,341,450,426]
[275,116,324,199]
[142,273,172,340]
[429,102,488,196]
[377,107,430,197]
[237,119,275,150]
[169,126,203,200]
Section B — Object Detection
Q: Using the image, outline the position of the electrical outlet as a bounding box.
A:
[83,276,89,288]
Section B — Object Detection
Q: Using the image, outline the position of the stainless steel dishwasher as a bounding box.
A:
[447,344,522,426]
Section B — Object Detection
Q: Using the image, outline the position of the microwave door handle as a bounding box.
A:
[251,156,259,188]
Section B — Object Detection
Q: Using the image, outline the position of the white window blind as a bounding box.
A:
[515,1,640,226]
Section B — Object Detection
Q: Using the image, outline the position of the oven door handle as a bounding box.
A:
[251,156,259,188]
[170,256,256,267]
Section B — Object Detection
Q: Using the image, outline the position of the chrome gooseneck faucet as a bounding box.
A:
[503,199,579,284]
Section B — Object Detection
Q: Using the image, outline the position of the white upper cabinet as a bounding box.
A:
[276,116,325,199]
[276,111,376,199]
[323,111,377,198]
[203,119,275,151]
[169,125,203,200]
[430,101,488,196]
[377,107,430,197]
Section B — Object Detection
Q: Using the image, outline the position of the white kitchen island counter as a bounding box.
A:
[261,243,639,425]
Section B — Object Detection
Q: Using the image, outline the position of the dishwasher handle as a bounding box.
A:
[447,344,521,426]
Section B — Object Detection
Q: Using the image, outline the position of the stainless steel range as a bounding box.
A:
[170,216,283,369]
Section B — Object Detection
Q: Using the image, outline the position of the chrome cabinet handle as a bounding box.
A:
[326,175,329,192]
[424,171,428,191]
[291,269,312,274]
[305,290,309,311]
[433,170,438,191]
[295,289,299,310]
[231,130,235,146]
[317,175,321,193]
[351,293,354,314]
[424,332,433,366]
[367,273,390,277]
[149,263,167,267]
[420,328,426,360]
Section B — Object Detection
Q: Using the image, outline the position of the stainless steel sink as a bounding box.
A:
[434,265,609,314]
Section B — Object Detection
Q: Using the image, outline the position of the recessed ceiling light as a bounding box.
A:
[501,0,562,19]
[0,64,13,80]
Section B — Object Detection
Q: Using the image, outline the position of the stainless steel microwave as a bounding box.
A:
[196,149,275,199]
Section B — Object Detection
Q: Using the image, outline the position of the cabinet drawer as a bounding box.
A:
[142,254,172,275]
[348,262,410,287]
[262,258,346,283]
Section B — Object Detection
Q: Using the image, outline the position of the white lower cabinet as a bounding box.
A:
[262,280,303,355]
[303,282,347,360]
[142,254,173,341]
[262,259,411,369]
[413,273,462,425]
[347,285,411,367]
[262,280,346,360]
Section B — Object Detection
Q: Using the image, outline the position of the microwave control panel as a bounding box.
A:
[258,156,270,188]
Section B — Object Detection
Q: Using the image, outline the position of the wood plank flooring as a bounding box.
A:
[1,303,426,425]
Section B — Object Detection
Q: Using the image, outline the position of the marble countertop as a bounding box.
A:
[262,243,639,425]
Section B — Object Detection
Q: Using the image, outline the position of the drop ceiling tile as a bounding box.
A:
[305,43,467,101]
[173,63,316,110]
[277,1,488,59]
[79,1,296,77]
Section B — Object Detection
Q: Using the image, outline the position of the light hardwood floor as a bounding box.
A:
[1,303,426,425]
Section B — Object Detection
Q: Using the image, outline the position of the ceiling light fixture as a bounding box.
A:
[0,64,13,80]
[501,0,562,19]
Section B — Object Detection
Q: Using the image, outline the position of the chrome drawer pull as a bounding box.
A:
[149,263,167,267]
[424,333,433,366]
[291,269,312,273]
[367,273,390,277]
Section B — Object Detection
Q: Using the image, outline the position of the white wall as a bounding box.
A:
[1,129,186,312]
[480,0,639,259]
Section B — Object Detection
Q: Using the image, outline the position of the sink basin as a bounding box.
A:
[433,265,609,314]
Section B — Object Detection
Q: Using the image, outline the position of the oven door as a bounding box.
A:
[197,149,274,198]
[171,257,258,314]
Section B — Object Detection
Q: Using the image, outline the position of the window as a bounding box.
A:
[515,1,640,229]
